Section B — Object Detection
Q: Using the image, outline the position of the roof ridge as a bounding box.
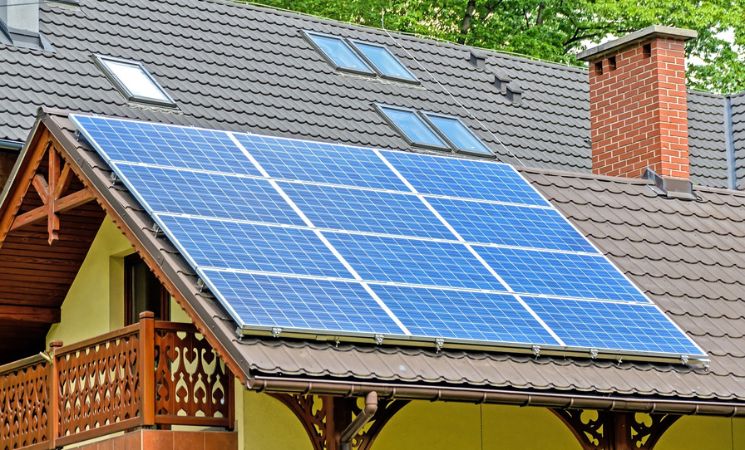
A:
[194,0,590,74]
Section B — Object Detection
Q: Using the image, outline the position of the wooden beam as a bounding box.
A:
[54,163,72,199]
[0,304,60,323]
[10,188,95,231]
[32,174,50,205]
[47,148,60,244]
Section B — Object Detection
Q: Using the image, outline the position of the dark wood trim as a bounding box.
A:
[124,253,170,325]
[552,408,680,450]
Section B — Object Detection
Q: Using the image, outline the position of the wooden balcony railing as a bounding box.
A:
[0,312,234,450]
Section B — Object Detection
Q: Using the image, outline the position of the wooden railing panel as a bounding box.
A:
[153,322,232,428]
[0,358,49,450]
[55,328,142,441]
[0,317,233,450]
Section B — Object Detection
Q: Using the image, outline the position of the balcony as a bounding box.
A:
[0,313,234,450]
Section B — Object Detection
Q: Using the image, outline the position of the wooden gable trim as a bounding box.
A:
[36,117,248,384]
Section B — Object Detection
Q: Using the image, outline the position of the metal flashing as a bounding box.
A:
[643,168,696,200]
[725,96,737,189]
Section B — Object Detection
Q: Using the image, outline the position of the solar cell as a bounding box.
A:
[325,232,504,290]
[428,197,596,252]
[371,284,558,344]
[73,115,259,175]
[235,133,408,191]
[523,297,701,354]
[158,216,353,279]
[476,246,648,303]
[281,182,453,239]
[72,114,707,362]
[381,150,548,206]
[116,164,304,225]
[204,271,403,333]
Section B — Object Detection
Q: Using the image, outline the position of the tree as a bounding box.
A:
[253,0,745,93]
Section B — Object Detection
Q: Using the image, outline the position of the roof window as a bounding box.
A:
[305,31,374,75]
[377,105,448,149]
[351,40,418,82]
[377,105,493,156]
[95,55,176,107]
[423,113,493,156]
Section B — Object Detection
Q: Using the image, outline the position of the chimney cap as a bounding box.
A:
[577,25,697,61]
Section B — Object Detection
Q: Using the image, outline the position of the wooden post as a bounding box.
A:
[48,340,63,450]
[138,312,156,426]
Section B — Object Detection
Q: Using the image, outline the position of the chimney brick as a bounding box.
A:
[579,26,697,179]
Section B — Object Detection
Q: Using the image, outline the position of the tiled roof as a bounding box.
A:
[731,93,745,186]
[41,111,745,404]
[0,0,740,186]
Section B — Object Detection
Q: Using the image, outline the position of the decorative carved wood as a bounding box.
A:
[0,358,49,450]
[552,409,680,450]
[0,316,233,450]
[153,322,234,427]
[271,393,409,450]
[8,143,94,244]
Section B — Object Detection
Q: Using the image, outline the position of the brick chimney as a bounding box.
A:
[578,26,697,180]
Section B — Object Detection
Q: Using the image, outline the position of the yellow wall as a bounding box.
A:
[657,416,745,450]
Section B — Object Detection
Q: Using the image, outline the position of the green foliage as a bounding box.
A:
[251,0,745,93]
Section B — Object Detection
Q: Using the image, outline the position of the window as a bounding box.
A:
[305,31,374,74]
[95,55,176,107]
[377,105,448,149]
[423,113,493,156]
[124,254,170,325]
[351,41,418,82]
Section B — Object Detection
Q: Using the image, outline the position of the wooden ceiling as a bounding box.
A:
[0,133,103,364]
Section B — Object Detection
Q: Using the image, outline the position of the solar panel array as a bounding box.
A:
[71,114,706,361]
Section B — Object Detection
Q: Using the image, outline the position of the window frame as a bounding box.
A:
[124,253,171,325]
[349,39,419,84]
[303,31,375,76]
[94,54,177,108]
[375,104,451,152]
[420,111,494,157]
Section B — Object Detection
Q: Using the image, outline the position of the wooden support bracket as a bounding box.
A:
[552,408,680,450]
[9,144,95,243]
[270,393,408,450]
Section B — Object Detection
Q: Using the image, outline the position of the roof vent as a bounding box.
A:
[506,82,522,106]
[469,50,487,69]
[0,0,52,51]
[493,69,511,95]
[643,168,695,200]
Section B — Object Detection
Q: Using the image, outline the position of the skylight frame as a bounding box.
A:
[349,39,419,84]
[375,104,451,152]
[303,31,376,76]
[94,54,177,108]
[421,112,494,157]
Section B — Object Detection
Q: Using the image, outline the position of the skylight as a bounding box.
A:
[377,105,448,149]
[95,55,176,107]
[305,31,374,74]
[351,41,418,82]
[423,113,493,156]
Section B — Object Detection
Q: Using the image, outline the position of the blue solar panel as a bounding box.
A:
[235,133,408,191]
[428,197,595,252]
[281,182,453,239]
[72,114,707,361]
[477,246,648,303]
[116,164,304,225]
[371,284,557,345]
[204,271,402,333]
[382,150,548,206]
[326,233,503,290]
[73,115,259,175]
[523,297,701,354]
[158,216,352,278]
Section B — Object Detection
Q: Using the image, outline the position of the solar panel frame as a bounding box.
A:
[71,114,709,363]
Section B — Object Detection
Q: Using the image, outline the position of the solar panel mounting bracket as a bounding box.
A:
[374,334,384,345]
[435,338,445,352]
[272,327,283,338]
[531,345,541,357]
